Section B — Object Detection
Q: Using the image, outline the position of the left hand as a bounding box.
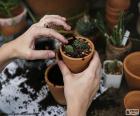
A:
[2,15,71,60]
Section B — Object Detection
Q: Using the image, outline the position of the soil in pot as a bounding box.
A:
[62,36,91,58]
[47,64,63,86]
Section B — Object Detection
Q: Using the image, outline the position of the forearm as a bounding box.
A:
[0,42,16,71]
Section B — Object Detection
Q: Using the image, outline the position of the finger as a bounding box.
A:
[95,63,102,79]
[30,27,68,43]
[27,50,55,60]
[43,18,71,30]
[58,61,71,82]
[90,84,100,101]
[41,15,66,21]
[88,84,100,109]
[86,52,101,74]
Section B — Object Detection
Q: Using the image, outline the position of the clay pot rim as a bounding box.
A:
[45,63,64,89]
[0,4,27,25]
[106,0,130,10]
[60,35,95,61]
[124,90,140,108]
[124,52,140,80]
[106,4,122,12]
[107,40,132,51]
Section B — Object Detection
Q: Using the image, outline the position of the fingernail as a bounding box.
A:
[62,17,66,20]
[64,39,68,44]
[67,26,71,30]
[49,51,55,57]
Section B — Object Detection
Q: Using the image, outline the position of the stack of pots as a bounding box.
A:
[45,35,95,105]
[106,0,130,31]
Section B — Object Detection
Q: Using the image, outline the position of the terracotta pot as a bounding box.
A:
[26,0,86,18]
[106,40,132,60]
[124,52,140,90]
[60,36,95,73]
[106,5,121,20]
[131,38,140,52]
[107,0,130,10]
[45,63,66,105]
[106,14,119,30]
[106,0,130,31]
[106,8,120,30]
[0,5,27,36]
[124,91,140,110]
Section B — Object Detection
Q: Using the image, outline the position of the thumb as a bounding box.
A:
[58,61,71,82]
[28,50,55,60]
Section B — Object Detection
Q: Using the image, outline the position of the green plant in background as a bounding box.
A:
[0,0,20,18]
[76,14,95,36]
[94,12,125,47]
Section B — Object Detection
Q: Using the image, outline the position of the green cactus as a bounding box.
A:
[64,45,74,54]
[80,42,88,49]
[72,39,80,47]
[106,60,122,74]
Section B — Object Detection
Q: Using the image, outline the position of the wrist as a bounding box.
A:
[67,101,87,116]
[1,41,17,60]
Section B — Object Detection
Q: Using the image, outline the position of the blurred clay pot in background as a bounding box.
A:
[107,0,130,10]
[26,0,86,17]
[45,63,66,105]
[106,40,132,60]
[26,0,86,26]
[124,52,140,90]
[0,5,27,36]
[124,91,140,110]
[106,0,130,31]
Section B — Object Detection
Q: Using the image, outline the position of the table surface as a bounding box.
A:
[0,60,108,116]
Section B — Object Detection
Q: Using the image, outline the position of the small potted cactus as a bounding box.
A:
[59,34,95,73]
[103,60,123,88]
[94,12,132,60]
[0,0,27,36]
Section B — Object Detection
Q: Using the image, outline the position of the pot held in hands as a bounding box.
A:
[59,35,95,73]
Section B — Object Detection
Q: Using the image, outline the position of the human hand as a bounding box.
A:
[37,15,71,30]
[3,15,71,60]
[58,52,101,116]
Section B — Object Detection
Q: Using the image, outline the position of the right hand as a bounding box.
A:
[58,52,101,116]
